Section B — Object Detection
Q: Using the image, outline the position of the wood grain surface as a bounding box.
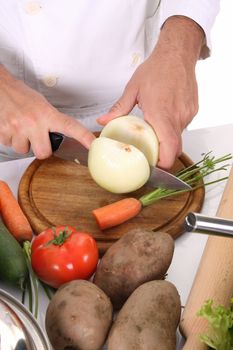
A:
[18,153,205,255]
[180,165,233,349]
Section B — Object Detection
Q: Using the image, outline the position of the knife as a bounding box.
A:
[49,132,191,190]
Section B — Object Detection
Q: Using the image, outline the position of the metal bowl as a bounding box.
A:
[0,289,51,350]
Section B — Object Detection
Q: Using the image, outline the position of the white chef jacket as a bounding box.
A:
[0,0,220,160]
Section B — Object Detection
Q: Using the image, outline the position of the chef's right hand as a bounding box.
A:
[0,65,95,159]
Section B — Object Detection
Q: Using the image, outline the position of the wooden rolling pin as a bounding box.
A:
[180,166,233,349]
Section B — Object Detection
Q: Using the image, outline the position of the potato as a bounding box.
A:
[45,280,113,350]
[94,229,174,309]
[108,280,181,350]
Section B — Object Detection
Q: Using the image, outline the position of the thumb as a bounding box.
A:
[97,85,137,125]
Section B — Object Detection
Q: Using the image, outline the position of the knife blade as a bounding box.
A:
[49,132,191,190]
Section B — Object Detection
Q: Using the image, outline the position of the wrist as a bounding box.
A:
[154,15,205,65]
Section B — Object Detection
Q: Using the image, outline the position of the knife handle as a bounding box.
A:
[49,132,64,152]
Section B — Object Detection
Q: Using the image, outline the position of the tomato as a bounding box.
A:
[31,226,99,288]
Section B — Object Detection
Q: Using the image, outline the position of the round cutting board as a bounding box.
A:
[18,154,204,255]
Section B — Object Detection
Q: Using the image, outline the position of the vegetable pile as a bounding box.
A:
[24,226,99,318]
[45,229,181,350]
[0,180,99,319]
[0,114,233,350]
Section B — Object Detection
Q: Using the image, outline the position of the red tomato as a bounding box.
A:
[31,226,99,288]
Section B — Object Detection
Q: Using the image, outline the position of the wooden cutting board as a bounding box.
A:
[18,154,205,255]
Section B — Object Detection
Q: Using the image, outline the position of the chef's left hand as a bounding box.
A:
[97,16,205,170]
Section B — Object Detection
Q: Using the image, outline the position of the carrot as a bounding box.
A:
[92,197,142,230]
[0,180,33,243]
[92,153,232,231]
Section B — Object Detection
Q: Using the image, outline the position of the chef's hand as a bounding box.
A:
[0,65,95,159]
[97,16,205,169]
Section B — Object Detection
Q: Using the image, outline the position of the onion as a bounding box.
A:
[88,115,159,194]
[100,115,159,166]
[88,137,150,194]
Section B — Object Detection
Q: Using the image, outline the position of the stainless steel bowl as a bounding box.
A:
[0,289,51,350]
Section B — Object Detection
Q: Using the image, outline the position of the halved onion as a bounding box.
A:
[88,137,150,194]
[100,115,159,166]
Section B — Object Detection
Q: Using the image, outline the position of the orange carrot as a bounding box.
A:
[92,197,142,230]
[0,180,33,243]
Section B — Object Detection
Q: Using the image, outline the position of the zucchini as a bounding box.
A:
[0,221,28,288]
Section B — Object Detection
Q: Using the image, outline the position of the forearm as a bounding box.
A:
[0,64,10,77]
[160,0,220,58]
[153,16,205,65]
[0,64,19,86]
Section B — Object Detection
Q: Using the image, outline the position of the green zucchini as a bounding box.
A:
[0,221,28,288]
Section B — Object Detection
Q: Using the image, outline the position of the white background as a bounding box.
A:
[189,0,233,130]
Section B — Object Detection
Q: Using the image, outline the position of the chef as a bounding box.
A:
[0,0,220,168]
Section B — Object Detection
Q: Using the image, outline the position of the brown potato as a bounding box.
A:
[94,229,174,309]
[108,280,181,350]
[45,280,113,350]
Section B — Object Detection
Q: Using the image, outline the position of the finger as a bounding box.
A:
[11,135,30,154]
[147,115,182,170]
[158,132,181,169]
[29,129,52,159]
[97,84,137,125]
[53,112,95,149]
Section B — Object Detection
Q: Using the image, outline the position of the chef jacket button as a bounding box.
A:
[131,52,142,67]
[42,76,58,87]
[24,1,42,15]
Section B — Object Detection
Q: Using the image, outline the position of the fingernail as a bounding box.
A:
[96,114,109,125]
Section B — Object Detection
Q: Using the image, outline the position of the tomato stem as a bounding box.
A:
[46,227,72,246]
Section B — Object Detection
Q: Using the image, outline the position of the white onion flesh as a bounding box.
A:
[88,137,150,194]
[100,115,159,166]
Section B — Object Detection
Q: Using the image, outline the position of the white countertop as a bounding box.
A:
[0,123,233,349]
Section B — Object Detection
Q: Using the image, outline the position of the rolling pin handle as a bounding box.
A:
[185,212,233,238]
